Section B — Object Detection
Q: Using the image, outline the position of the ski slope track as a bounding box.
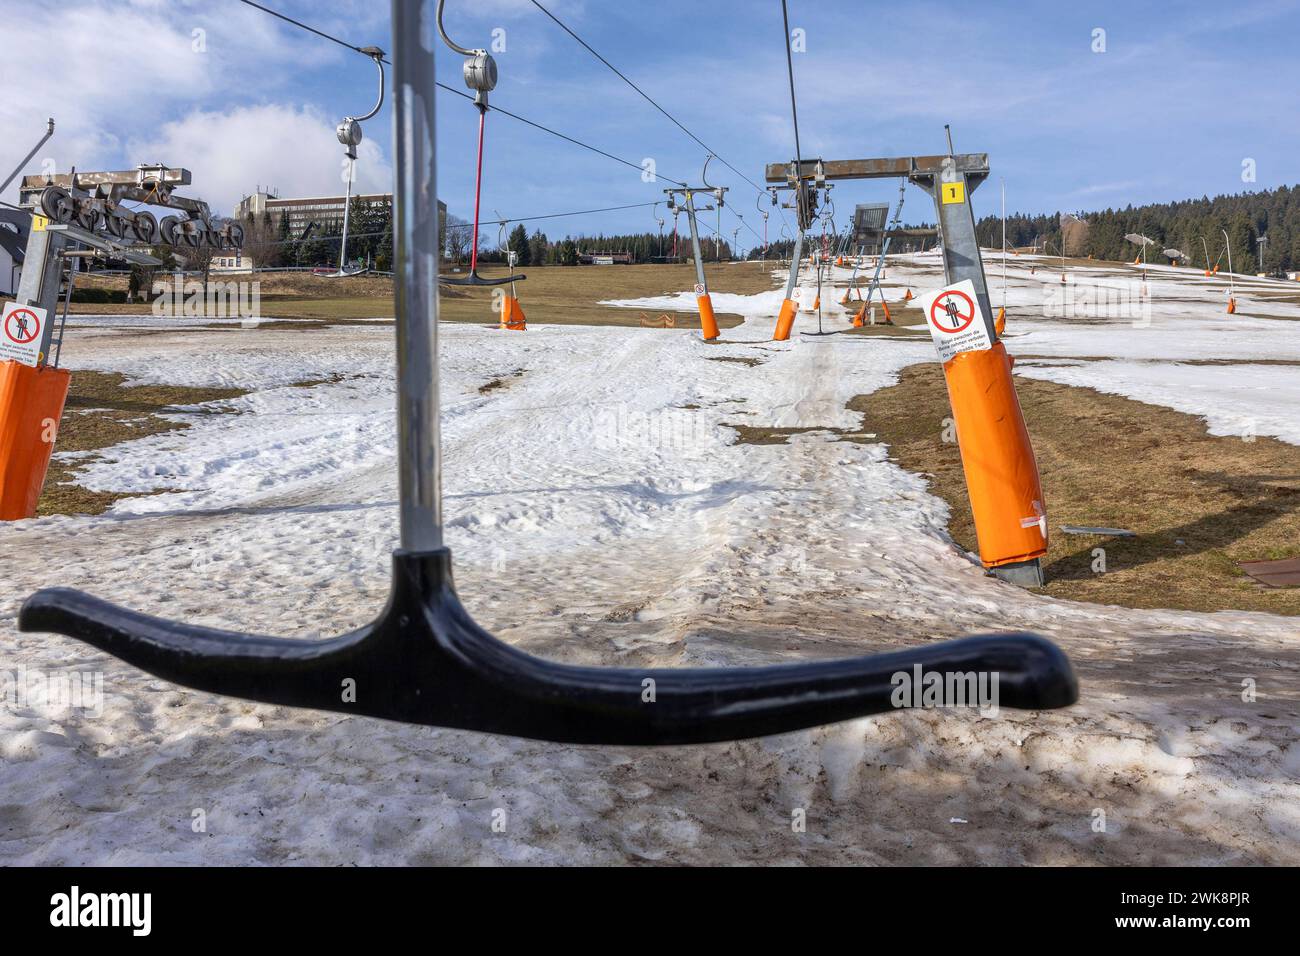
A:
[1,253,1297,865]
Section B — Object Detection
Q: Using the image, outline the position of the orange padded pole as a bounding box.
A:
[500,294,526,330]
[941,343,1047,569]
[697,294,720,340]
[773,297,797,341]
[0,361,72,520]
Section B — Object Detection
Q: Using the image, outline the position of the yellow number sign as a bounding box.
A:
[941,182,965,205]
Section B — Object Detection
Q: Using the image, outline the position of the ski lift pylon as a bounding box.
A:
[16,0,1078,746]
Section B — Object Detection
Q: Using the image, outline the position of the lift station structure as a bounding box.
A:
[766,144,1048,587]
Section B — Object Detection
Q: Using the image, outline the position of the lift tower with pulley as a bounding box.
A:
[765,132,1048,587]
[662,178,726,341]
[15,0,1077,743]
[3,149,230,520]
[771,158,825,340]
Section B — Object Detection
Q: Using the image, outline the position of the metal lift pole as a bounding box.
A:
[909,130,997,345]
[684,191,709,297]
[783,231,804,301]
[0,118,54,197]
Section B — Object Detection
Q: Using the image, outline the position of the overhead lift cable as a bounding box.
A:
[235,0,692,189]
[527,0,782,244]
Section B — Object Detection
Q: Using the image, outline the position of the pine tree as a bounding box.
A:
[508,223,530,266]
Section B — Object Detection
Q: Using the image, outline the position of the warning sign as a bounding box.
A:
[1,302,46,367]
[693,282,706,296]
[941,181,966,205]
[917,280,992,362]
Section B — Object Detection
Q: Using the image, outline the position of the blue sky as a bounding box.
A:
[4,0,1298,250]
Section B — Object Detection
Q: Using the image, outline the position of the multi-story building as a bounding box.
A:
[233,189,445,236]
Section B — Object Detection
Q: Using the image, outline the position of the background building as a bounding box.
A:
[0,210,28,297]
[234,189,444,236]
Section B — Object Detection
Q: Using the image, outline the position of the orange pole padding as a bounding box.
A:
[839,290,850,306]
[879,299,892,325]
[903,288,913,302]
[697,293,720,340]
[1226,297,1236,315]
[812,295,820,311]
[773,297,797,340]
[994,306,1006,335]
[0,360,72,521]
[941,342,1047,569]
[499,294,526,330]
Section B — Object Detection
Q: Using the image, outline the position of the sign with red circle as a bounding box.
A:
[929,289,976,334]
[918,280,993,363]
[5,307,41,344]
[0,302,47,367]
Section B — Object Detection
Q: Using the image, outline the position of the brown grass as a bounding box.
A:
[67,263,784,328]
[38,372,247,517]
[860,363,1300,615]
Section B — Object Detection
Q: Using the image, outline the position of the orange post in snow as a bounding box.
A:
[499,293,526,330]
[942,343,1047,571]
[773,229,805,342]
[773,297,797,340]
[0,361,71,520]
[697,294,720,340]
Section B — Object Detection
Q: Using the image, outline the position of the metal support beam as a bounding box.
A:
[909,156,996,342]
[766,154,989,183]
[13,223,66,361]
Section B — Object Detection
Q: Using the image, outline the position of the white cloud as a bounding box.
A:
[130,104,392,217]
[0,0,352,204]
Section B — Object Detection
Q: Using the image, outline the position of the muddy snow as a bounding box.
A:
[0,253,1296,865]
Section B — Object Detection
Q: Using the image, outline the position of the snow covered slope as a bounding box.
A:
[1,256,1296,864]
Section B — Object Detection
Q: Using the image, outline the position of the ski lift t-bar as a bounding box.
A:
[16,0,1077,745]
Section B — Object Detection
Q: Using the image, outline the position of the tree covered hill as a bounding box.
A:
[975,183,1300,274]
